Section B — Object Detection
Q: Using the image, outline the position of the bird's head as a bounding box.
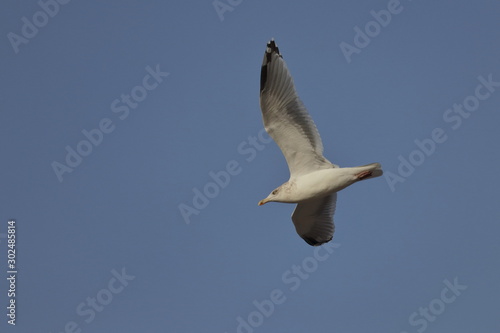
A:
[258,187,281,206]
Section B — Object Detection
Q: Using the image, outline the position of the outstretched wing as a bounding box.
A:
[260,40,335,177]
[291,194,336,246]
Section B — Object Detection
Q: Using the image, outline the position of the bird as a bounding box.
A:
[258,39,383,246]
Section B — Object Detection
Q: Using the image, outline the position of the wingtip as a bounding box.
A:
[261,39,282,93]
[303,236,333,247]
[266,39,281,57]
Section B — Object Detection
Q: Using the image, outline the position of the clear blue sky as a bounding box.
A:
[1,1,499,332]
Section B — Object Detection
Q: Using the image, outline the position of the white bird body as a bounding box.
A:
[271,164,380,203]
[258,39,383,246]
[293,164,381,200]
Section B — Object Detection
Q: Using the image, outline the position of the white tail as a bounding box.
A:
[353,163,383,181]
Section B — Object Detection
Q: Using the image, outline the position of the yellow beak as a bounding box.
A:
[258,199,268,206]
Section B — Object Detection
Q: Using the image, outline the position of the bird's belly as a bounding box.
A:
[292,169,352,201]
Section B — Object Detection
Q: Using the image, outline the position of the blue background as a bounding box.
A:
[1,0,499,332]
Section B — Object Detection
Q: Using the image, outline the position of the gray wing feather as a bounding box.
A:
[260,40,335,177]
[291,193,337,246]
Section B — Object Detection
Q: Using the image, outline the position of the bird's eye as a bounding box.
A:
[272,189,278,195]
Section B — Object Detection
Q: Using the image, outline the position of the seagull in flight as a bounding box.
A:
[258,39,383,246]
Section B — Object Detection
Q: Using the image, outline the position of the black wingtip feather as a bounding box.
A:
[260,39,282,93]
[266,39,281,58]
[303,236,333,247]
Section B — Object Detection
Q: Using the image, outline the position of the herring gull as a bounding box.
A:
[258,39,383,246]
